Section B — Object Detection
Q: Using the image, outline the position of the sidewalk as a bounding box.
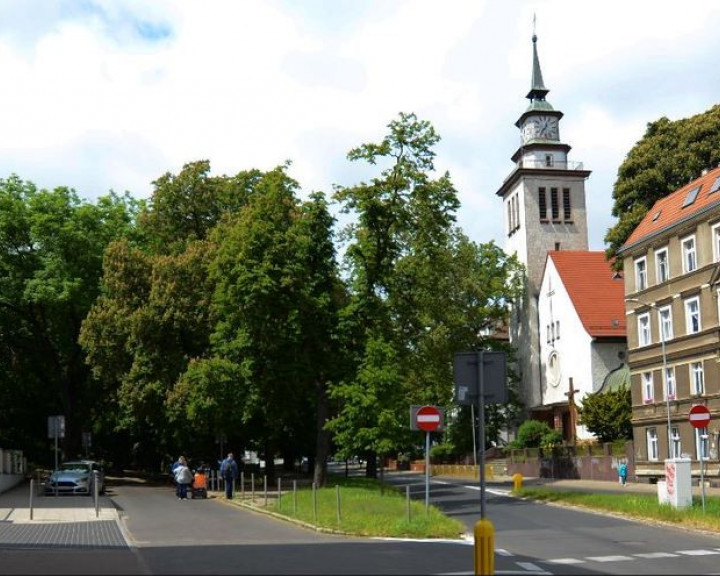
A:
[0,481,119,523]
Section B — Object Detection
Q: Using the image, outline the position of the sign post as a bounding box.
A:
[689,404,711,512]
[47,416,65,472]
[411,405,443,512]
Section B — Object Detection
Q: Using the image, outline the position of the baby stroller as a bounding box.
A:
[190,468,208,499]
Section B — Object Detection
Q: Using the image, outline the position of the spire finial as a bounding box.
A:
[532,12,536,39]
[526,18,549,103]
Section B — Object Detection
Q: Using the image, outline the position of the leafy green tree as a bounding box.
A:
[329,113,524,476]
[209,167,344,485]
[605,104,720,263]
[578,385,632,443]
[0,175,140,462]
[81,161,254,469]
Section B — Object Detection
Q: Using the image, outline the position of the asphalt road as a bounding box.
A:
[385,473,720,575]
[3,472,720,575]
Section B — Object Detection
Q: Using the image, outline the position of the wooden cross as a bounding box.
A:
[565,377,578,445]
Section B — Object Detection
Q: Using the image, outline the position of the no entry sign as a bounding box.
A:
[414,405,443,432]
[689,404,711,428]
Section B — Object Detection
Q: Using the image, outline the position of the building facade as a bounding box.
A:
[618,166,720,481]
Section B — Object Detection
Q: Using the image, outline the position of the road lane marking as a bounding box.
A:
[634,552,678,558]
[546,558,585,564]
[496,548,514,556]
[586,555,633,562]
[515,562,551,574]
[677,549,720,555]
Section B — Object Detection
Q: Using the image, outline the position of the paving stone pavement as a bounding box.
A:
[0,481,128,550]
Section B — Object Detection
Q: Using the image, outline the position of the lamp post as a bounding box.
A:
[626,298,673,460]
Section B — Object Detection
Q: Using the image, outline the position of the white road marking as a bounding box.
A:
[516,562,551,574]
[677,549,720,555]
[586,555,634,562]
[634,552,678,558]
[546,558,585,564]
[496,548,514,556]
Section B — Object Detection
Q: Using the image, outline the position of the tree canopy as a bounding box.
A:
[605,104,720,263]
[578,385,632,443]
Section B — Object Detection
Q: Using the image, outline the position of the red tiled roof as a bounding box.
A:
[624,166,720,248]
[548,251,626,338]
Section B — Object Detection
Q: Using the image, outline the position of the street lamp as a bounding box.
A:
[626,297,673,460]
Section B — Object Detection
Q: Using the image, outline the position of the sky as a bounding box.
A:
[1,0,719,251]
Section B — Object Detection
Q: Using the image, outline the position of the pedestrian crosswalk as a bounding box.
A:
[494,546,720,574]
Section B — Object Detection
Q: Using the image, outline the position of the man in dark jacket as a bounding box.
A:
[220,452,239,499]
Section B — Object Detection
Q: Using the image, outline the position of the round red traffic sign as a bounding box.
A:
[416,405,442,432]
[689,404,711,428]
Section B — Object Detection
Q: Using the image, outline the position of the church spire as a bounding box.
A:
[525,24,553,111]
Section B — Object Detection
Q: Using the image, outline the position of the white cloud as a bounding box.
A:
[0,0,719,251]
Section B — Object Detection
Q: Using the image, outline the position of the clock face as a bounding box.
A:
[522,120,538,143]
[537,116,558,139]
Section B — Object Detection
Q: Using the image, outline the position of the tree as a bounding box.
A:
[209,167,344,485]
[329,113,524,476]
[80,161,255,469]
[578,385,632,443]
[605,104,720,263]
[0,175,140,463]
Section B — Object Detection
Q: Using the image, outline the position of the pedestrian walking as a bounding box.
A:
[618,461,628,486]
[174,456,193,500]
[220,452,239,499]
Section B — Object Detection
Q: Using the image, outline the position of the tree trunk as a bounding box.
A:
[365,449,377,479]
[313,378,330,488]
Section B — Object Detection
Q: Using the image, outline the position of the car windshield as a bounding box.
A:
[59,462,91,472]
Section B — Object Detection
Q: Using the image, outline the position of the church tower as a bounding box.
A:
[496,31,591,413]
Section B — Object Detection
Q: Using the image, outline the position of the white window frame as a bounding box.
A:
[642,371,654,404]
[670,426,682,459]
[690,361,705,395]
[695,426,709,461]
[634,257,647,291]
[665,366,676,400]
[638,313,651,346]
[655,247,669,283]
[658,305,673,342]
[713,223,720,263]
[647,428,659,461]
[684,296,701,334]
[682,235,697,273]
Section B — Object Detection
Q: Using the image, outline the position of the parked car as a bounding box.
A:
[44,460,105,495]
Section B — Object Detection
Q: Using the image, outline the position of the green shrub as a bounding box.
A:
[510,420,556,449]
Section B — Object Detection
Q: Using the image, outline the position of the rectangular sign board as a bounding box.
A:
[453,350,508,405]
[47,415,65,439]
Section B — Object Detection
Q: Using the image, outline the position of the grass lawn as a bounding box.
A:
[515,487,720,533]
[245,476,465,539]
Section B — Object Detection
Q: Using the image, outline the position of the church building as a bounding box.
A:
[495,32,627,441]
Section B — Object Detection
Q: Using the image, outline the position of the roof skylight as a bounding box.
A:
[652,210,661,221]
[709,176,720,195]
[682,185,702,208]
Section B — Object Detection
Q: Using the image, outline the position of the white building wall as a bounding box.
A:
[538,257,595,438]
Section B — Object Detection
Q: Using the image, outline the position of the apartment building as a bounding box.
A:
[618,166,720,481]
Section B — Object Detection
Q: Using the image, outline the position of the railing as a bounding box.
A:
[516,159,585,170]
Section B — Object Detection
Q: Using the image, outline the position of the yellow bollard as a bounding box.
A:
[512,473,523,491]
[474,518,495,575]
